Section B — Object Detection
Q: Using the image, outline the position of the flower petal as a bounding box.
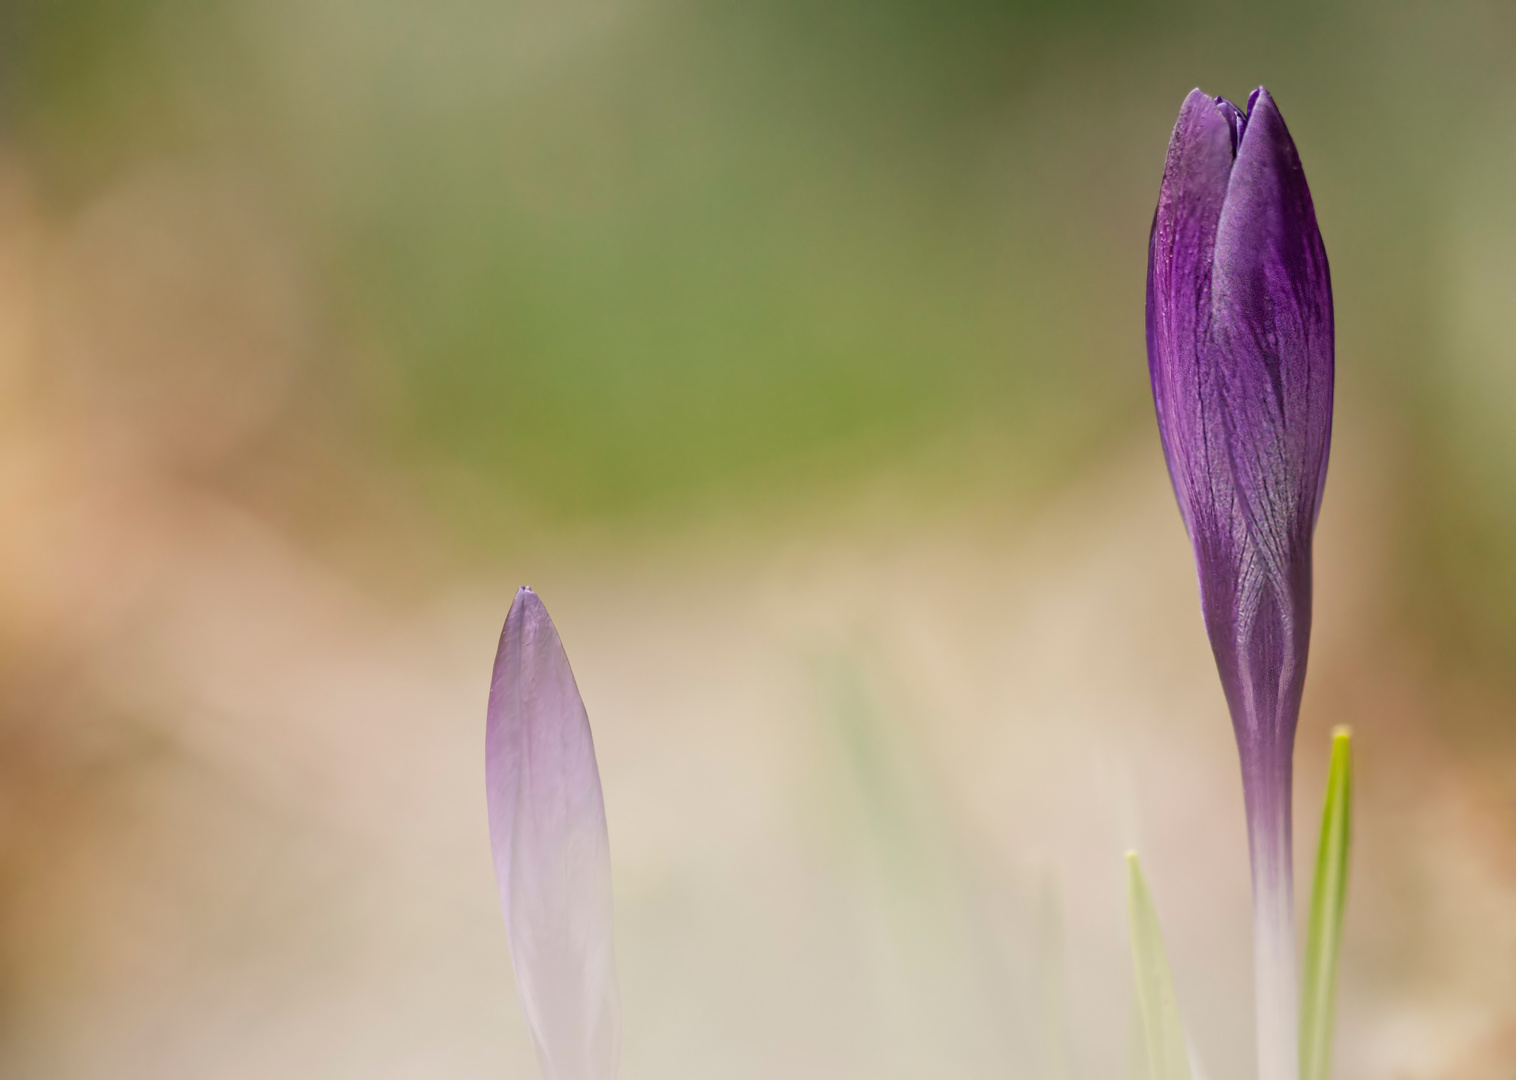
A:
[1147,90,1257,731]
[1147,87,1241,550]
[486,587,620,1080]
[1209,87,1333,751]
[1214,87,1335,559]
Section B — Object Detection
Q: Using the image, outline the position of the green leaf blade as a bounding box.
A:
[1126,851,1192,1080]
[1300,727,1354,1080]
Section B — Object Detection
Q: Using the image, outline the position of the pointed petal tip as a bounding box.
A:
[1164,87,1241,165]
[509,585,546,620]
[1175,87,1218,121]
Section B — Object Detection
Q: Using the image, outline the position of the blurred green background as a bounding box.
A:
[1,0,1514,1077]
[6,0,1512,668]
[3,0,1509,621]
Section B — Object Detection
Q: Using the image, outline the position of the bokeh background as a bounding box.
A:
[2,0,1514,1076]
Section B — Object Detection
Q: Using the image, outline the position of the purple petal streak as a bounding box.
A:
[1147,87,1333,1080]
[486,587,620,1080]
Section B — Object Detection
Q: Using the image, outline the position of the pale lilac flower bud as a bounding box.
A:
[486,588,620,1080]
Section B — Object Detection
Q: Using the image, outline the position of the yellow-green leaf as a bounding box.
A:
[1126,852,1191,1080]
[1300,727,1353,1080]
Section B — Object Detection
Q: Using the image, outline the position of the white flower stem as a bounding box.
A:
[1244,760,1298,1080]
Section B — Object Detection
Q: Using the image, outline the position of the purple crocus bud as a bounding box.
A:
[1146,87,1332,1080]
[486,587,620,1080]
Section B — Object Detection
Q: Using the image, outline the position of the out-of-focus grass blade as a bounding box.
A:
[1036,870,1072,1080]
[1300,727,1353,1080]
[1126,852,1191,1080]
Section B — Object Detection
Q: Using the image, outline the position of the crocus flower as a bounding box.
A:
[1146,87,1333,1080]
[486,587,620,1080]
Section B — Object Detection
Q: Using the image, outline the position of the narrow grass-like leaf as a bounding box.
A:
[1126,852,1192,1080]
[1036,871,1072,1080]
[1126,1001,1150,1080]
[1300,727,1353,1080]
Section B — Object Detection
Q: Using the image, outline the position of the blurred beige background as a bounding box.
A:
[2,0,1515,1077]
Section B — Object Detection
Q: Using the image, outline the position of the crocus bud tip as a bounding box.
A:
[486,584,620,1080]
